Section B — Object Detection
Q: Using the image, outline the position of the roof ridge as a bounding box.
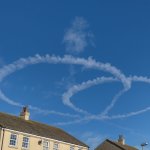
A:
[106,139,126,150]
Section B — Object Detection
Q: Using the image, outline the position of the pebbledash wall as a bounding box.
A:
[0,107,88,150]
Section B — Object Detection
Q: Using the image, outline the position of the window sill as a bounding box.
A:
[8,145,18,149]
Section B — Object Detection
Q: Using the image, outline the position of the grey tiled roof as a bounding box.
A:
[0,112,88,148]
[95,139,138,150]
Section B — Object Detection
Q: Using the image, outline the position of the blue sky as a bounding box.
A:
[0,0,150,149]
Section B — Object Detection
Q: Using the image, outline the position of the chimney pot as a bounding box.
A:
[118,135,125,145]
[20,106,30,120]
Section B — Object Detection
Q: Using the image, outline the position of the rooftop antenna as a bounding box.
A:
[141,142,148,150]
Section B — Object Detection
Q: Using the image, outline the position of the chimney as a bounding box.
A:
[20,106,30,120]
[118,135,125,145]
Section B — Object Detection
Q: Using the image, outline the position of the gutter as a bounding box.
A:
[5,128,89,149]
[0,127,5,150]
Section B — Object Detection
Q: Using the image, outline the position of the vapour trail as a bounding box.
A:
[62,77,118,115]
[108,107,150,119]
[0,90,79,118]
[100,88,128,116]
[0,54,129,116]
[55,105,150,125]
[0,54,129,89]
[0,90,23,107]
[56,75,150,125]
[1,54,150,125]
[62,75,129,116]
[63,75,150,118]
[108,75,150,119]
[129,76,150,83]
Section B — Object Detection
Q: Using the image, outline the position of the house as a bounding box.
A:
[95,135,138,150]
[0,107,89,150]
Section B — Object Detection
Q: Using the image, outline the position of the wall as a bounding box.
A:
[0,128,2,149]
[0,129,88,150]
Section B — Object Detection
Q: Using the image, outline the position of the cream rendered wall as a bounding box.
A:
[1,129,88,150]
[0,128,2,148]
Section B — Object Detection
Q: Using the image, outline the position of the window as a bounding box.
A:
[70,146,74,150]
[53,143,59,150]
[9,133,17,147]
[43,140,49,150]
[22,136,29,149]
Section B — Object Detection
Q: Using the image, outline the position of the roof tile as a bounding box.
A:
[0,112,88,148]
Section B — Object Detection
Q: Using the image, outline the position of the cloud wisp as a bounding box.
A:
[63,17,94,54]
[0,54,150,125]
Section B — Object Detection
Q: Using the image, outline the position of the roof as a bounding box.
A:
[0,112,88,148]
[95,139,138,150]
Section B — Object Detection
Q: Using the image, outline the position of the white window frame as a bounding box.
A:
[53,142,59,150]
[9,133,18,147]
[22,136,30,149]
[70,146,75,150]
[43,140,49,150]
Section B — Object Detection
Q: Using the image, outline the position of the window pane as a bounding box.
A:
[53,143,59,150]
[23,137,29,142]
[9,134,17,146]
[43,140,49,150]
[22,137,29,149]
[70,146,74,150]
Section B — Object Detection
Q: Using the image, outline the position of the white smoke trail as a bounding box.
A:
[54,114,109,126]
[55,75,150,125]
[106,75,150,119]
[100,88,128,116]
[0,90,79,118]
[129,76,150,83]
[62,77,118,114]
[108,106,150,119]
[82,105,150,121]
[55,106,150,125]
[0,90,23,107]
[28,105,80,118]
[2,54,150,125]
[0,54,129,116]
[100,75,150,117]
[0,55,129,86]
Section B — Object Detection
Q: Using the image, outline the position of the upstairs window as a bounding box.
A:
[53,143,59,150]
[43,140,49,150]
[22,136,29,149]
[9,133,17,147]
[70,146,75,150]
